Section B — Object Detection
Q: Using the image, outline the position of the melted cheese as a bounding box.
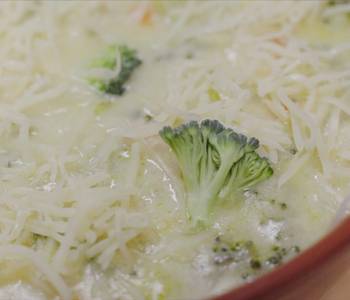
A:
[0,1,348,299]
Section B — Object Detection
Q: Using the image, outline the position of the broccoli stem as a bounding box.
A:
[187,191,212,226]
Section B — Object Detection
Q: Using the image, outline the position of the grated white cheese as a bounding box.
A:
[0,1,348,300]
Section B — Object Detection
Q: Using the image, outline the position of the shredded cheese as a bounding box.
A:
[0,1,348,299]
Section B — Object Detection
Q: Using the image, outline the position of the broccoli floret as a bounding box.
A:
[212,238,259,266]
[159,119,273,226]
[327,0,350,6]
[89,45,142,96]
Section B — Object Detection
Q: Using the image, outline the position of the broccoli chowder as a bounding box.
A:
[0,1,349,300]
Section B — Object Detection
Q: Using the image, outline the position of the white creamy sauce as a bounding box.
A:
[0,1,349,300]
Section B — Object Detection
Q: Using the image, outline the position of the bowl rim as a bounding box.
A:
[212,217,350,300]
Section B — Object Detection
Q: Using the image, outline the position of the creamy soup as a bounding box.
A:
[0,1,349,300]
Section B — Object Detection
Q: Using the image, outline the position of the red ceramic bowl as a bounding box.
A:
[212,217,350,300]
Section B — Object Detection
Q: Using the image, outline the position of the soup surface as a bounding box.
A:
[0,1,349,300]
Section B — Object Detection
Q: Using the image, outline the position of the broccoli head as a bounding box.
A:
[89,45,142,96]
[159,119,273,227]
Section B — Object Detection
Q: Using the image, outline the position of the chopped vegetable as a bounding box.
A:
[250,259,262,270]
[89,45,142,96]
[267,245,301,266]
[280,202,288,210]
[159,119,273,227]
[327,0,350,6]
[212,237,258,265]
[208,87,221,102]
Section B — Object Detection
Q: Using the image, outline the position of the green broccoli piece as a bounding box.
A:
[212,237,259,266]
[327,0,350,6]
[89,45,142,96]
[159,119,273,227]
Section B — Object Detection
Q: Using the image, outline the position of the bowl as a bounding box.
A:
[213,217,350,300]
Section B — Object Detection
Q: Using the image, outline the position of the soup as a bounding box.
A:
[0,1,349,299]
